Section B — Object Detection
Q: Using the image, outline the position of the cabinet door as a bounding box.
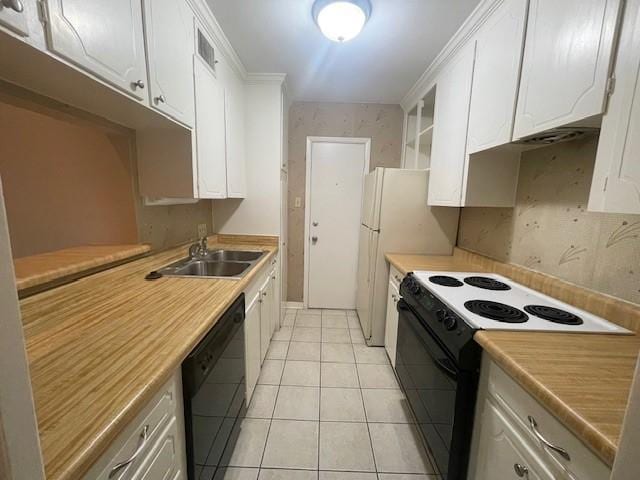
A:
[471,401,555,480]
[225,87,247,198]
[142,0,195,127]
[384,281,399,368]
[259,277,273,364]
[270,270,280,335]
[428,44,476,206]
[467,0,528,153]
[0,0,29,36]
[132,418,186,480]
[589,0,640,214]
[513,0,621,139]
[244,297,261,404]
[44,0,147,100]
[194,57,227,199]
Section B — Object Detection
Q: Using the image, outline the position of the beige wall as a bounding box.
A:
[458,136,640,305]
[0,98,213,257]
[287,101,404,302]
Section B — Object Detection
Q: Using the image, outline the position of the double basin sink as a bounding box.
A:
[157,249,266,279]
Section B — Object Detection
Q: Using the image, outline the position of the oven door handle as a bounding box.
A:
[434,357,458,381]
[397,299,459,382]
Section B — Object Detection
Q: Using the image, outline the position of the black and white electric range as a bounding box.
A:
[395,271,630,480]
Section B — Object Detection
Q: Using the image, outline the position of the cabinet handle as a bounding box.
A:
[394,275,401,282]
[528,416,571,461]
[155,94,166,104]
[272,275,276,280]
[263,292,267,297]
[2,0,23,12]
[391,294,398,302]
[513,463,529,478]
[109,425,150,478]
[132,79,145,89]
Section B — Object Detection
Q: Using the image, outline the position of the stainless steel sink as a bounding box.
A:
[205,250,264,262]
[174,260,251,277]
[156,249,266,279]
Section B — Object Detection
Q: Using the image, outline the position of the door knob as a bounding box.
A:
[311,236,318,244]
[312,221,319,227]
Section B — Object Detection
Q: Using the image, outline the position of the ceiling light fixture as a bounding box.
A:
[312,0,371,43]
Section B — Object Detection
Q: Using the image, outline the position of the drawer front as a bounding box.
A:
[244,253,277,313]
[484,357,611,480]
[86,373,181,480]
[390,265,403,290]
[132,418,186,480]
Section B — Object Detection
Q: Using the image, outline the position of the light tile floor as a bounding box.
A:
[199,308,440,480]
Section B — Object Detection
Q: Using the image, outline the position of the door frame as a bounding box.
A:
[303,136,371,308]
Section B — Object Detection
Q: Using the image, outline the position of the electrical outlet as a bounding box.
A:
[197,224,208,238]
[294,197,302,208]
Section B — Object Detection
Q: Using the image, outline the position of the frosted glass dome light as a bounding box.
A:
[313,0,371,43]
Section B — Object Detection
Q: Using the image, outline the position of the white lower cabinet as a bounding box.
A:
[468,355,611,480]
[83,371,186,480]
[259,274,273,364]
[244,293,261,405]
[244,254,280,404]
[384,265,402,367]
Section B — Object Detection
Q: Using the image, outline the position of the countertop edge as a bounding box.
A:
[474,331,617,466]
[15,244,152,292]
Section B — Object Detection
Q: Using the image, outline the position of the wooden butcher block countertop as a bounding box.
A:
[20,235,278,480]
[385,249,640,466]
[14,244,152,295]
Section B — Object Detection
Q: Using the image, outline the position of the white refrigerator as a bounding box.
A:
[356,168,460,346]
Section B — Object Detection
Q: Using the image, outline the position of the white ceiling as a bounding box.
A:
[206,0,481,104]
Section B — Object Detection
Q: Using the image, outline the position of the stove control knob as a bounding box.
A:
[409,280,421,295]
[444,315,458,331]
[436,310,446,322]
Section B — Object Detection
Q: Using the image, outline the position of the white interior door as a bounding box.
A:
[306,138,370,309]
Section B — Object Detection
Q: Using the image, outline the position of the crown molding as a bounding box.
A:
[400,0,504,111]
[188,0,248,80]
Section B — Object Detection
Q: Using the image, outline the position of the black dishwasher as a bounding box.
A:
[182,294,246,480]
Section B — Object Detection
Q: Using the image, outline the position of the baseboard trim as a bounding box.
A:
[284,301,304,309]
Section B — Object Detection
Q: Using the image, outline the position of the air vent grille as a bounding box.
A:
[197,30,216,72]
[515,128,599,145]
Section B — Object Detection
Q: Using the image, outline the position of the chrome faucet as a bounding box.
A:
[189,236,209,258]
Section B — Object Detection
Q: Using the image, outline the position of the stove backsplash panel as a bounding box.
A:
[458,137,640,306]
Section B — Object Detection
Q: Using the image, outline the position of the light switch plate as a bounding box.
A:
[197,224,208,238]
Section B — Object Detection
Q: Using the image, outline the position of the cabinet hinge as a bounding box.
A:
[37,1,49,26]
[603,176,609,192]
[606,74,616,97]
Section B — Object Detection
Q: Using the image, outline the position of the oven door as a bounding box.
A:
[395,299,467,479]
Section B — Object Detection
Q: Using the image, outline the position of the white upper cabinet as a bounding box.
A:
[225,87,247,198]
[194,56,227,199]
[44,0,148,100]
[142,0,195,127]
[589,0,640,214]
[467,0,528,153]
[513,0,622,139]
[428,43,476,206]
[0,0,29,36]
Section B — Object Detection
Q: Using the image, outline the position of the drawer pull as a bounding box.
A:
[108,424,150,478]
[528,416,571,461]
[514,463,529,478]
[394,275,401,282]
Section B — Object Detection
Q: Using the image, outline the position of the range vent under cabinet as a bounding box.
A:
[514,127,599,146]
[197,29,217,73]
